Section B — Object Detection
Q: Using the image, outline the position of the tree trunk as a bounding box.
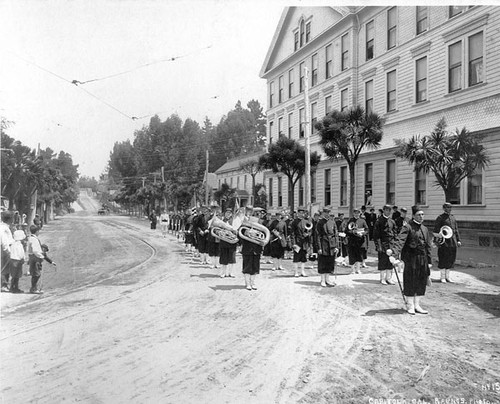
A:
[288,177,295,212]
[348,163,356,218]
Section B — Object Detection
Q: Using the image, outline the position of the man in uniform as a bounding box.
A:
[433,202,461,283]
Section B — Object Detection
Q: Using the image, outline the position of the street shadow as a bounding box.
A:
[209,285,247,291]
[352,279,384,284]
[457,292,500,318]
[295,280,321,287]
[362,308,407,316]
[190,273,220,279]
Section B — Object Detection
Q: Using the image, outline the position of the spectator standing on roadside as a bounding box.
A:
[9,230,27,293]
[159,209,169,238]
[1,211,14,292]
[149,210,157,230]
[27,225,46,294]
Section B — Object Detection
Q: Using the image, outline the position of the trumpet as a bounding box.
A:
[238,218,270,246]
[433,225,453,245]
[210,217,239,244]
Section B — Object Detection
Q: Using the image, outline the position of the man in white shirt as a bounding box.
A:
[1,211,14,292]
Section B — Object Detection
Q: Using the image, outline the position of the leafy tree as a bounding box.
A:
[78,176,99,192]
[259,137,321,212]
[394,118,490,202]
[246,99,267,147]
[1,133,42,214]
[213,183,237,212]
[108,140,138,180]
[239,158,262,206]
[210,100,264,171]
[316,105,385,216]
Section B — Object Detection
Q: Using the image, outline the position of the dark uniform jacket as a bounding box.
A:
[291,218,313,250]
[433,213,461,248]
[373,215,397,252]
[314,217,339,256]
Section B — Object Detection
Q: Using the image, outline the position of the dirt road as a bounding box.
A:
[1,211,499,404]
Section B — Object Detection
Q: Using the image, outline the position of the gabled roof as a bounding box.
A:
[259,6,359,79]
[214,150,265,174]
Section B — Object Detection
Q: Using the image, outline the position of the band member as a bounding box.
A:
[366,207,377,247]
[315,207,339,287]
[335,213,348,266]
[195,206,210,265]
[240,206,263,291]
[261,210,273,264]
[373,204,397,285]
[269,211,287,271]
[207,207,220,269]
[395,207,408,234]
[433,202,461,283]
[290,207,312,277]
[159,209,169,238]
[346,208,368,275]
[388,205,432,315]
[218,208,237,278]
[184,208,196,253]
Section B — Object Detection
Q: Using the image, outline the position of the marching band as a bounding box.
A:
[156,201,462,315]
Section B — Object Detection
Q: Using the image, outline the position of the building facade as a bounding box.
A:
[214,151,265,207]
[259,5,500,248]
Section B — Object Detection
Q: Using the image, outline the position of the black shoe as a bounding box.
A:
[11,288,24,294]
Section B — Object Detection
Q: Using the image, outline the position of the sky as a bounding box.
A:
[0,0,288,179]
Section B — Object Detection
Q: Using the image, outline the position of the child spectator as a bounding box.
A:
[27,225,56,294]
[9,230,27,293]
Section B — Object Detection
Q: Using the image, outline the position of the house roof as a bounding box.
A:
[214,151,265,175]
[259,6,359,79]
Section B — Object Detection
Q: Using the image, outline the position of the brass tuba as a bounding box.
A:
[210,217,239,244]
[433,225,453,245]
[238,218,271,246]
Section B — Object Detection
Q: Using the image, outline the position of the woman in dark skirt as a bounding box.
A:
[314,207,339,287]
[217,209,237,277]
[389,205,432,315]
[269,212,287,271]
[346,208,369,275]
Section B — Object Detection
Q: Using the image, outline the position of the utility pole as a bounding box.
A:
[29,143,40,228]
[205,149,209,206]
[303,66,311,214]
[161,166,166,210]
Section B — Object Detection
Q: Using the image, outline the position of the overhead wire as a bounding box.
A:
[6,46,217,121]
[71,45,212,85]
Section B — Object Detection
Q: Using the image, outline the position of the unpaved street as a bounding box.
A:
[1,208,499,404]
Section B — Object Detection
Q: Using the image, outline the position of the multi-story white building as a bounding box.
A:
[259,5,500,248]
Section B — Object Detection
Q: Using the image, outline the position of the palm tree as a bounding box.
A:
[259,137,320,212]
[316,105,385,216]
[395,118,490,202]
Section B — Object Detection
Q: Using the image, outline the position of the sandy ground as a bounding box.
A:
[1,198,499,403]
